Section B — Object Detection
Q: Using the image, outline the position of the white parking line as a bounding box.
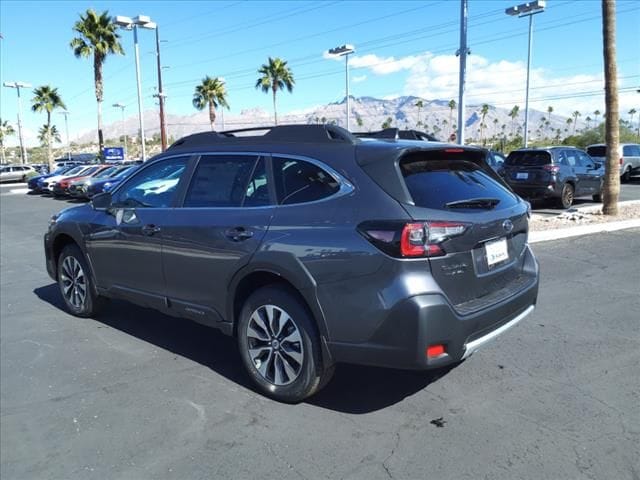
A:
[0,182,28,188]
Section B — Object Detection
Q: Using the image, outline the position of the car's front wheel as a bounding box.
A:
[57,244,104,317]
[237,286,334,402]
[621,167,632,183]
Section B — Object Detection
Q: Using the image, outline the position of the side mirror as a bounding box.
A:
[91,192,112,211]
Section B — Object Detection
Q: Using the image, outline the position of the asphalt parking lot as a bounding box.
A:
[1,192,639,480]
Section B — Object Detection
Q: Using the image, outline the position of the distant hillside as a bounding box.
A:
[75,95,584,145]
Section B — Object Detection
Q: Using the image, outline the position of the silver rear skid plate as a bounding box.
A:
[462,304,535,359]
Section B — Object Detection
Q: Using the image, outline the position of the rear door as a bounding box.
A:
[161,154,275,322]
[398,150,530,312]
[563,149,590,195]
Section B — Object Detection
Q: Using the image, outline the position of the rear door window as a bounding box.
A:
[399,155,518,210]
[183,155,264,208]
[623,145,640,156]
[505,151,552,166]
[272,157,340,205]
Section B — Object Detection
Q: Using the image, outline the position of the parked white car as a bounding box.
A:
[586,143,640,183]
[0,164,36,183]
[41,165,94,192]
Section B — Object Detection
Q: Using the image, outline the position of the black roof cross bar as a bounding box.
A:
[168,124,358,150]
[353,128,439,142]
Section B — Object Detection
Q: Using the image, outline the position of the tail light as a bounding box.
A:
[542,164,560,174]
[620,157,623,165]
[359,220,468,258]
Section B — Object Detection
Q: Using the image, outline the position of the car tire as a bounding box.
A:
[558,183,574,209]
[57,244,104,318]
[621,167,631,183]
[21,174,27,182]
[237,285,333,403]
[592,180,603,202]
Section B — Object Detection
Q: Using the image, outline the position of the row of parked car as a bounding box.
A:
[27,162,141,199]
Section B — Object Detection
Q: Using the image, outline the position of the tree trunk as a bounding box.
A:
[94,55,105,161]
[209,102,216,131]
[602,0,619,216]
[46,111,54,173]
[0,142,5,164]
[272,88,278,126]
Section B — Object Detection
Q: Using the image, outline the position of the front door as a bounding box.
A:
[161,154,275,323]
[85,156,190,309]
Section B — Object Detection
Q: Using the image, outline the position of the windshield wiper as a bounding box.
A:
[445,197,500,209]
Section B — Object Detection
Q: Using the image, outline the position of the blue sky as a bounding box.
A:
[1,0,639,145]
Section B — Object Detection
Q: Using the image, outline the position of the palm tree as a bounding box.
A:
[585,116,592,129]
[509,105,520,136]
[547,105,553,123]
[572,110,581,134]
[480,104,490,144]
[255,57,294,125]
[566,118,573,133]
[38,125,62,146]
[414,99,424,129]
[629,108,637,131]
[0,119,16,164]
[593,109,601,126]
[31,85,66,171]
[602,0,619,215]
[381,117,393,129]
[448,99,457,129]
[192,76,229,131]
[70,9,124,155]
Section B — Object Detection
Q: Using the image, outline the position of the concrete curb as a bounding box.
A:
[529,219,640,243]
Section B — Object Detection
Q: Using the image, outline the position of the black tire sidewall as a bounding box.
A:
[237,286,323,403]
[57,244,96,317]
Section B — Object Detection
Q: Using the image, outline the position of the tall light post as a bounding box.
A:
[3,81,31,163]
[456,0,469,145]
[506,0,546,147]
[112,103,127,157]
[115,15,156,161]
[328,44,355,130]
[58,110,71,161]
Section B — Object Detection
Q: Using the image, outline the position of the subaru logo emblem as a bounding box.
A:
[502,219,514,233]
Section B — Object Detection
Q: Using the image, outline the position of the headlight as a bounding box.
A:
[48,214,59,228]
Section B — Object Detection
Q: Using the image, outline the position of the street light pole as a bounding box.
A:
[59,110,71,161]
[3,81,31,164]
[456,0,469,145]
[328,44,355,130]
[506,0,546,148]
[113,103,127,157]
[115,15,156,161]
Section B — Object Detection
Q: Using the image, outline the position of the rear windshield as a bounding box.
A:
[400,157,518,210]
[505,151,551,166]
[586,146,606,157]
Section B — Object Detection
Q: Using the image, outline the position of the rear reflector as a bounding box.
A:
[426,344,446,358]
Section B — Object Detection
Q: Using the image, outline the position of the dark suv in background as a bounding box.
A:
[503,147,603,208]
[44,125,539,402]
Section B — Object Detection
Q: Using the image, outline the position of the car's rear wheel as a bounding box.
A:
[237,286,333,402]
[621,167,631,183]
[558,183,574,209]
[57,244,104,317]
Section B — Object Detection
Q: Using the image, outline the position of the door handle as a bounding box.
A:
[225,227,254,241]
[141,224,161,236]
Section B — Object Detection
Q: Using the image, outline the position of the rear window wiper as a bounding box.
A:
[445,197,500,209]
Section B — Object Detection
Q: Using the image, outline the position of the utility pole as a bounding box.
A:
[59,110,71,161]
[456,0,469,145]
[3,81,31,163]
[155,26,167,151]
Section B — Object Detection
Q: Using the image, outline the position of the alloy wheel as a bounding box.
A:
[60,256,87,309]
[246,305,304,386]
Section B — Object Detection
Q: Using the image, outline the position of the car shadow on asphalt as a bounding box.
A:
[34,283,458,413]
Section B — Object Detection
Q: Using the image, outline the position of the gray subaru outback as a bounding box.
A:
[44,125,539,402]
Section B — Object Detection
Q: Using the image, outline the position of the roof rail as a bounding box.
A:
[168,124,358,150]
[353,128,440,142]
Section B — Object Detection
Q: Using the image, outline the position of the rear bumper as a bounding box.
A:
[327,246,539,370]
[508,183,560,200]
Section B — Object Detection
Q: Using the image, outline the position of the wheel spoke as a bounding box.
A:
[273,354,285,385]
[280,352,299,381]
[281,344,303,366]
[250,311,270,339]
[247,322,269,341]
[265,305,277,336]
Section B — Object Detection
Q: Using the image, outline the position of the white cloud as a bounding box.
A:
[352,75,367,84]
[349,53,420,75]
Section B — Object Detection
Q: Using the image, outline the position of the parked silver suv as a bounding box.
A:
[586,143,640,182]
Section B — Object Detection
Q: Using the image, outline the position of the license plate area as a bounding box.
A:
[516,172,528,180]
[485,237,509,267]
